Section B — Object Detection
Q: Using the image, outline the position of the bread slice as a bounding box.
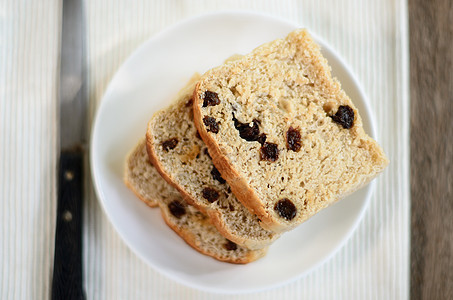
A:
[124,137,160,209]
[193,29,389,233]
[125,139,267,264]
[146,75,280,250]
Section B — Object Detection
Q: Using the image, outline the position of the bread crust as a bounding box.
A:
[146,122,277,249]
[193,84,278,231]
[146,132,207,211]
[125,139,267,264]
[124,145,159,208]
[124,179,159,208]
[158,206,267,264]
[145,73,279,249]
[192,29,389,233]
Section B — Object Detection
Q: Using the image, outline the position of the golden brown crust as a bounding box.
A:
[204,207,264,249]
[192,29,389,233]
[123,145,159,208]
[158,206,266,264]
[124,179,159,208]
[146,75,280,248]
[145,130,208,214]
[126,139,267,264]
[146,125,276,247]
[193,84,278,231]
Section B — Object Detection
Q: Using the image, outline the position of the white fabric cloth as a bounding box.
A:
[0,0,409,299]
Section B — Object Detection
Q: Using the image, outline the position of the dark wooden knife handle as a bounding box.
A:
[52,150,85,300]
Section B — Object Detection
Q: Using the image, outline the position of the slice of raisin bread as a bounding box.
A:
[146,75,280,250]
[125,139,267,264]
[193,29,389,233]
[124,138,160,208]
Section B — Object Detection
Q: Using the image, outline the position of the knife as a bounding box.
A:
[51,0,86,299]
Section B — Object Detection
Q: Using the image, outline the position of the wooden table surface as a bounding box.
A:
[409,0,453,299]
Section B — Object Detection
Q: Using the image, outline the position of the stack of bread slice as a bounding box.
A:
[124,29,388,263]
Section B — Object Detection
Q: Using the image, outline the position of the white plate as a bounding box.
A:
[90,11,377,294]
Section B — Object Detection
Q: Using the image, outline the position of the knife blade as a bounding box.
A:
[52,0,86,299]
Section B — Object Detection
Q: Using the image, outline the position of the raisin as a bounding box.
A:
[330,105,354,129]
[168,200,186,219]
[162,138,178,151]
[239,123,260,140]
[195,131,202,140]
[235,119,259,140]
[203,148,211,158]
[232,115,263,142]
[185,98,193,107]
[224,240,238,251]
[210,166,226,184]
[257,133,267,145]
[274,199,297,221]
[286,126,301,152]
[203,116,219,133]
[202,91,220,107]
[260,142,279,162]
[202,187,219,203]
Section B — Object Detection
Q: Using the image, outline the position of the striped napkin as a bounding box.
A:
[0,0,409,299]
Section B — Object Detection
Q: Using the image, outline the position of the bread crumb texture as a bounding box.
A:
[125,139,267,264]
[147,75,279,249]
[194,29,389,232]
